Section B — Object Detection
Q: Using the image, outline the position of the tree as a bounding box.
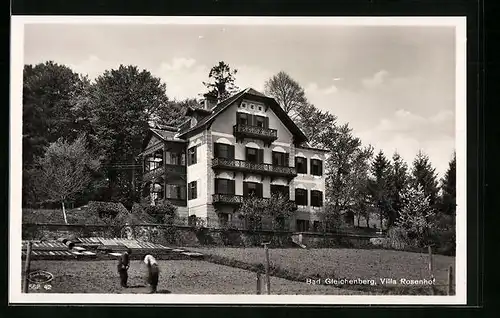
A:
[294,103,338,148]
[33,134,100,223]
[368,150,392,230]
[411,150,439,208]
[237,194,295,230]
[202,61,239,100]
[85,65,170,204]
[264,71,308,117]
[387,152,409,227]
[156,98,198,127]
[395,184,436,247]
[440,152,456,215]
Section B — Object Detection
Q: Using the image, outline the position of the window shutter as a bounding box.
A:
[310,159,313,175]
[194,146,197,163]
[258,183,263,198]
[194,181,197,199]
[215,179,219,194]
[319,161,323,176]
[265,117,269,129]
[319,191,323,206]
[305,189,309,206]
[230,145,235,159]
[243,182,249,196]
[250,114,255,126]
[284,153,289,167]
[214,143,219,158]
[236,112,240,124]
[230,180,235,194]
[258,149,264,164]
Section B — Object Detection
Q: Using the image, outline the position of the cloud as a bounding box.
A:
[362,70,389,89]
[160,57,196,71]
[357,109,455,177]
[305,82,339,97]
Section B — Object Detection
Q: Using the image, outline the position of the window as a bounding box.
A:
[237,112,249,125]
[215,179,235,194]
[246,147,263,164]
[295,157,307,174]
[295,188,308,206]
[188,146,197,165]
[243,182,263,198]
[310,159,323,176]
[188,181,197,200]
[214,143,234,159]
[271,185,289,199]
[311,190,323,207]
[166,151,185,165]
[255,116,265,128]
[166,184,186,200]
[272,151,289,167]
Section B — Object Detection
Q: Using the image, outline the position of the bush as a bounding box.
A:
[87,201,128,219]
[142,202,177,224]
[385,226,410,250]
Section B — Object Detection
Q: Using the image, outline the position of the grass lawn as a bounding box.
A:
[25,260,365,295]
[187,247,456,295]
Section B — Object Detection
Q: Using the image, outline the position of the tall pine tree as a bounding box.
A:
[368,150,392,230]
[411,150,439,209]
[387,152,409,227]
[440,152,456,215]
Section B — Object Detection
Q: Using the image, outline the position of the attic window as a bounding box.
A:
[258,106,262,111]
[242,103,246,108]
[250,104,254,109]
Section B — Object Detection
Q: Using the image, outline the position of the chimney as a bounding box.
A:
[203,92,218,110]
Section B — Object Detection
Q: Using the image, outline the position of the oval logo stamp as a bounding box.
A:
[27,270,54,285]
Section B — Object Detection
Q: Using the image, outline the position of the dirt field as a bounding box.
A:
[187,247,456,293]
[26,260,365,294]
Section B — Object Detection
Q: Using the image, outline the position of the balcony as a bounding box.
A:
[143,164,186,182]
[212,194,297,210]
[233,124,278,144]
[212,194,244,206]
[212,158,297,178]
[143,165,165,182]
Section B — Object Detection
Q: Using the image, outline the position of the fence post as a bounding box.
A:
[447,265,453,295]
[23,241,33,293]
[262,242,271,295]
[428,245,436,295]
[256,272,262,295]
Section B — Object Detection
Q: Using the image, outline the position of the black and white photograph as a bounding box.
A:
[10,16,466,304]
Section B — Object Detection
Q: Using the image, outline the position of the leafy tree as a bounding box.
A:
[85,65,170,204]
[368,150,392,230]
[32,134,100,223]
[202,61,239,100]
[23,61,86,164]
[237,194,295,230]
[156,98,198,127]
[295,103,338,148]
[411,150,439,208]
[387,152,409,227]
[440,152,456,215]
[395,184,436,247]
[23,61,89,207]
[264,71,308,117]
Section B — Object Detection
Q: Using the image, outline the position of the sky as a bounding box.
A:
[23,22,457,178]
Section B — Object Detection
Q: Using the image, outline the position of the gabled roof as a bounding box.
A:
[177,88,309,144]
[141,126,186,152]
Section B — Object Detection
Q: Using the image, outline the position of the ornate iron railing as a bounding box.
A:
[212,158,297,177]
[233,124,278,140]
[212,194,244,205]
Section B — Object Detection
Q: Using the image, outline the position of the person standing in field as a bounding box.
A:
[144,254,160,293]
[117,248,132,288]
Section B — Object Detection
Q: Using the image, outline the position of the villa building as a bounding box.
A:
[140,88,328,232]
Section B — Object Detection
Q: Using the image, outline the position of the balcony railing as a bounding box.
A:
[212,194,245,205]
[212,158,297,178]
[143,164,186,182]
[233,124,278,142]
[212,194,297,210]
[143,165,165,182]
[165,164,186,176]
